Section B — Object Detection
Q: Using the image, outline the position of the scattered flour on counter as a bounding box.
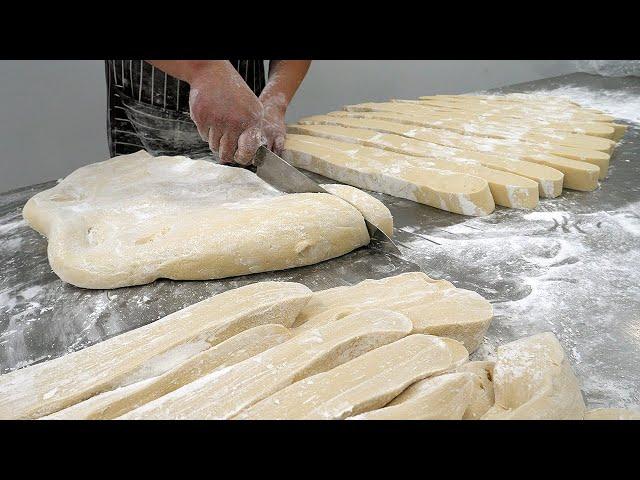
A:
[519,86,640,124]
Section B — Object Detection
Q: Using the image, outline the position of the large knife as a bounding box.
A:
[253,145,402,256]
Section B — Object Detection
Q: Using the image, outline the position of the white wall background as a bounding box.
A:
[0,60,584,193]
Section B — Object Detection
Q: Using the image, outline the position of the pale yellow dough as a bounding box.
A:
[349,372,477,420]
[284,134,538,210]
[316,112,603,187]
[482,332,586,420]
[44,324,292,420]
[293,272,493,353]
[237,335,466,420]
[344,102,616,154]
[120,309,413,419]
[288,123,564,199]
[22,151,390,289]
[0,281,311,419]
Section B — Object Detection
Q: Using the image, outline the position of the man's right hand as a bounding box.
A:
[186,62,266,165]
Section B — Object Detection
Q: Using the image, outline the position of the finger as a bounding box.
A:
[218,131,240,164]
[235,127,264,165]
[273,135,285,156]
[208,127,223,154]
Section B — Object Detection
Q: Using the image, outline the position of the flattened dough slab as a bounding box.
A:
[306,113,603,187]
[22,151,388,289]
[482,332,586,420]
[293,272,493,353]
[121,309,413,419]
[0,281,311,419]
[45,324,292,420]
[284,134,538,210]
[284,136,497,215]
[237,335,465,420]
[349,371,476,420]
[287,123,564,198]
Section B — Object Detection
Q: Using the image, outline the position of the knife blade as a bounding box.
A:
[253,146,402,256]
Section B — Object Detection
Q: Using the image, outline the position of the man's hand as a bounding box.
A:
[188,62,265,165]
[148,60,311,163]
[261,94,287,155]
[259,61,312,156]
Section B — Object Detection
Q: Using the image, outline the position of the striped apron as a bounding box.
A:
[105,60,267,158]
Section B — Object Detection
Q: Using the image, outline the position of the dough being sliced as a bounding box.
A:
[120,309,413,419]
[343,102,616,154]
[320,183,393,236]
[457,361,495,419]
[285,134,538,210]
[288,123,564,198]
[584,408,640,420]
[349,371,476,420]
[284,136,498,216]
[44,324,292,420]
[22,151,384,289]
[481,332,586,420]
[293,272,493,353]
[236,335,464,420]
[0,281,312,419]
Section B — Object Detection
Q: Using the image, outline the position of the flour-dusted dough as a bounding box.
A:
[413,96,618,133]
[406,99,616,139]
[284,134,538,210]
[457,361,495,419]
[293,272,493,353]
[284,136,498,216]
[319,183,393,236]
[237,335,465,420]
[344,102,616,154]
[307,113,602,188]
[349,372,476,420]
[0,281,311,419]
[481,332,586,420]
[120,309,413,419]
[287,123,564,198]
[584,408,640,420]
[44,324,292,420]
[22,151,387,289]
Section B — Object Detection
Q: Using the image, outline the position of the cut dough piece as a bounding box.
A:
[284,136,497,216]
[293,272,493,353]
[481,332,586,420]
[237,335,464,420]
[299,115,603,188]
[584,408,640,420]
[44,324,292,420]
[349,371,476,420]
[334,109,609,181]
[418,94,616,123]
[408,100,616,138]
[430,94,627,139]
[457,361,495,419]
[343,102,616,154]
[22,151,379,289]
[121,309,413,420]
[320,183,393,236]
[288,123,564,198]
[0,281,311,419]
[285,134,538,210]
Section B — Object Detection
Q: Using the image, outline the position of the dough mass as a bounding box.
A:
[22,151,392,289]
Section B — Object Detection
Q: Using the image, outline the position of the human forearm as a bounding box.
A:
[259,60,312,111]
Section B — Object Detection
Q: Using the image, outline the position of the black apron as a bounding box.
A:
[105,60,267,158]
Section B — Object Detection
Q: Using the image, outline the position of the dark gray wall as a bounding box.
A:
[0,60,580,193]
